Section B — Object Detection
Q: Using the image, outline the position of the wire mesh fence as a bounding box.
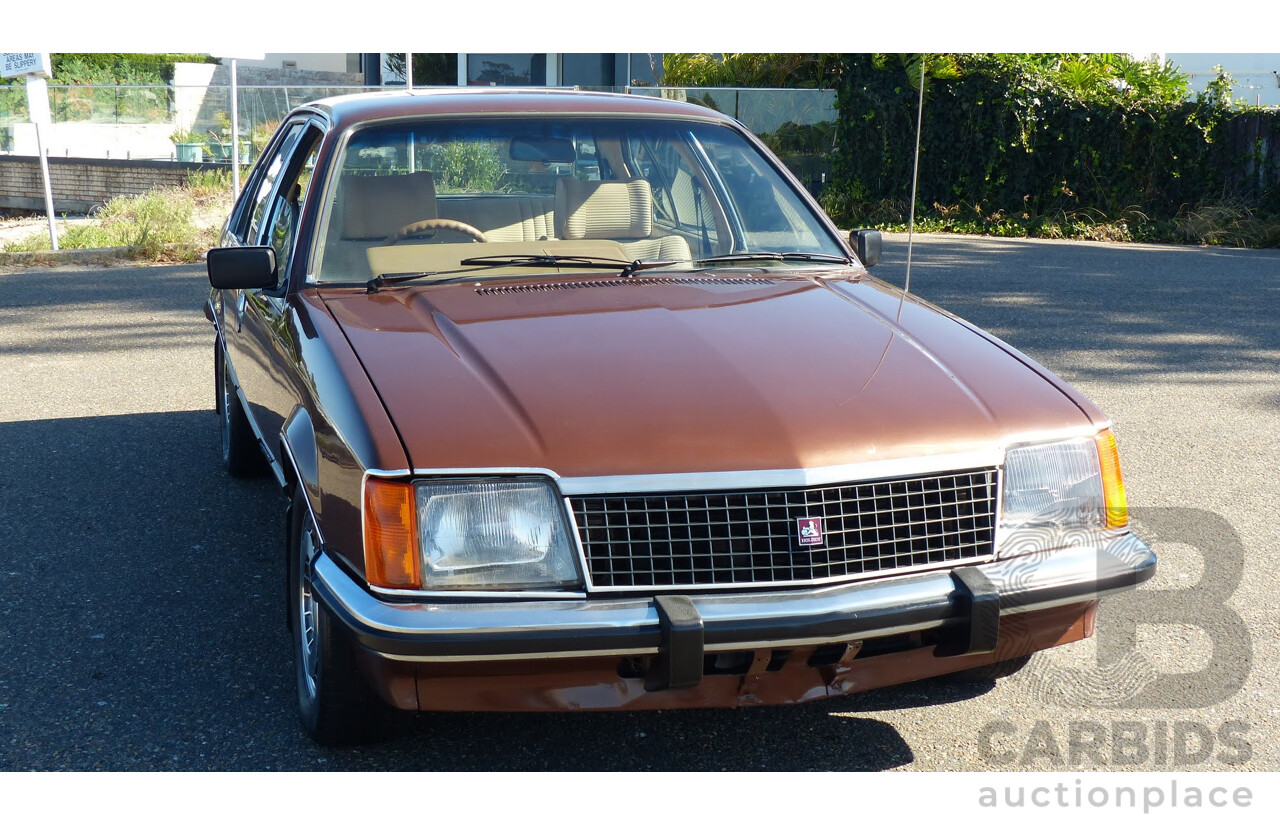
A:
[0,84,837,193]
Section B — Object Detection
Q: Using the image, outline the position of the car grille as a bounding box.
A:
[570,468,998,590]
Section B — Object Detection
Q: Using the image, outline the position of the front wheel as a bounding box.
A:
[288,487,384,744]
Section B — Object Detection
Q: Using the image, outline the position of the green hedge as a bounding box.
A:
[823,54,1280,245]
[0,53,217,86]
[0,54,217,125]
[53,53,217,85]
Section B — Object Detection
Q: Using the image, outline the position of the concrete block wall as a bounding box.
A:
[0,155,211,213]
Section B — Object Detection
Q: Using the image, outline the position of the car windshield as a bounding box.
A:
[312,116,846,283]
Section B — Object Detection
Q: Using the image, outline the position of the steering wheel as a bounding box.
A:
[387,219,488,245]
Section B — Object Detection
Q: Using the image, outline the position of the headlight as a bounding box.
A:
[363,476,581,591]
[997,431,1129,557]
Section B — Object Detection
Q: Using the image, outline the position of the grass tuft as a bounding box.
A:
[1172,199,1280,247]
[820,188,1280,248]
[1,179,232,262]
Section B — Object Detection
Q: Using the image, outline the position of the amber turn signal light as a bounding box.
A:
[364,478,421,589]
[1095,430,1129,529]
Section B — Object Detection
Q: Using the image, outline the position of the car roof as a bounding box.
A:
[301,88,741,131]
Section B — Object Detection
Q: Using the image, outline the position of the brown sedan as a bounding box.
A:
[205,89,1155,744]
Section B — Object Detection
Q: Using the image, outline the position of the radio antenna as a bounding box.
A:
[897,55,927,323]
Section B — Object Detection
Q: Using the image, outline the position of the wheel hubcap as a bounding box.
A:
[219,364,231,462]
[298,524,321,699]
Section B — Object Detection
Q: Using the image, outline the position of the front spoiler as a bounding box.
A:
[312,533,1155,673]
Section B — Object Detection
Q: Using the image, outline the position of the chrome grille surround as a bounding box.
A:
[571,468,998,592]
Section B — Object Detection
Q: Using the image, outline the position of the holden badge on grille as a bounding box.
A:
[797,517,824,546]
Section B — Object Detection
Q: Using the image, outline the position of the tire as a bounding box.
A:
[940,653,1034,683]
[215,340,267,477]
[288,486,384,745]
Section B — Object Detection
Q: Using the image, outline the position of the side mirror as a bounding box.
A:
[850,229,882,268]
[207,246,278,290]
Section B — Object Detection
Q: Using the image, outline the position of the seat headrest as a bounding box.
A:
[555,178,653,240]
[341,171,437,240]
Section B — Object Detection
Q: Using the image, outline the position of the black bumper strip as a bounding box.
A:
[648,595,705,691]
[934,566,1000,657]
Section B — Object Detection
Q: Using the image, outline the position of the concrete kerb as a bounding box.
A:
[0,244,201,267]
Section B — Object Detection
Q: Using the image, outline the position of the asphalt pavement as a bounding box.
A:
[0,234,1276,771]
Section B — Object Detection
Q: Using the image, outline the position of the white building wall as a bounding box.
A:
[10,122,178,160]
[1165,53,1280,107]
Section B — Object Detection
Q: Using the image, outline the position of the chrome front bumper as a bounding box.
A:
[313,532,1156,672]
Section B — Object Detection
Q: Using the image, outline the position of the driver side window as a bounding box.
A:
[254,125,323,283]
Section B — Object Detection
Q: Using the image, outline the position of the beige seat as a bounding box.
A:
[341,171,438,240]
[320,171,438,279]
[438,195,555,242]
[554,178,692,261]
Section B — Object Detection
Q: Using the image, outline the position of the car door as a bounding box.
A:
[222,118,324,470]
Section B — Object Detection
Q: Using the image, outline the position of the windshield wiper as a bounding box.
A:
[366,255,683,292]
[695,252,853,266]
[460,254,685,277]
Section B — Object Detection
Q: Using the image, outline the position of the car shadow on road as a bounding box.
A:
[373,703,918,771]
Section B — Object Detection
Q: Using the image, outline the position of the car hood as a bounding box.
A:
[319,272,1093,480]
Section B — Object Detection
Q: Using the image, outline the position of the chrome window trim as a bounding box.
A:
[305,110,840,285]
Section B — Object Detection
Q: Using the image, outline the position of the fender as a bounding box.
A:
[281,407,321,632]
[281,407,320,508]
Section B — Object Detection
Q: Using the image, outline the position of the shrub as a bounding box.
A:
[660,53,840,89]
[2,184,229,261]
[421,140,507,193]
